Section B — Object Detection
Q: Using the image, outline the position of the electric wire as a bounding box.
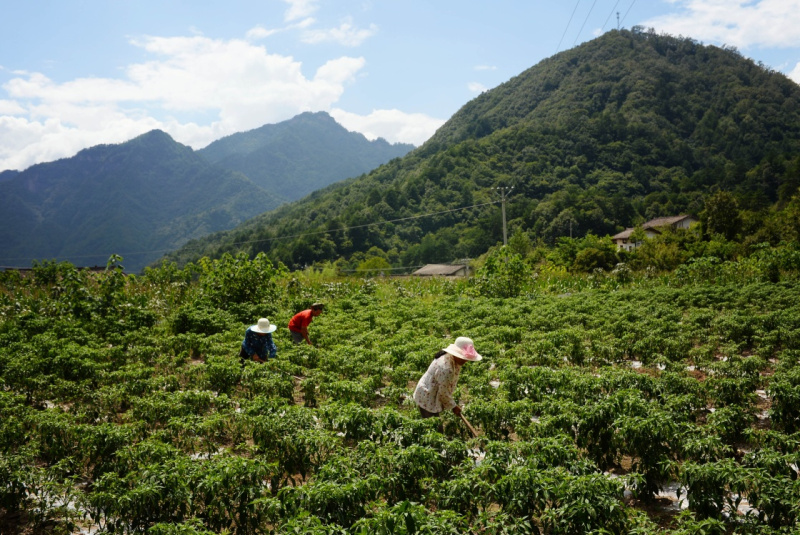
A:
[0,200,500,266]
[620,0,637,27]
[601,0,621,31]
[572,0,599,47]
[556,0,582,54]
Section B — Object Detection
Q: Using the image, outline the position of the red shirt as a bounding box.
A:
[288,309,314,332]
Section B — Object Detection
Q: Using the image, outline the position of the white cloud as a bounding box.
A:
[468,82,487,93]
[330,108,444,146]
[0,99,25,115]
[292,17,317,30]
[642,0,800,49]
[246,26,281,40]
[474,65,497,71]
[789,61,800,83]
[0,112,161,172]
[0,34,368,171]
[283,0,319,22]
[301,18,378,46]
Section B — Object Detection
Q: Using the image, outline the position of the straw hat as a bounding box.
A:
[251,318,277,334]
[443,336,482,362]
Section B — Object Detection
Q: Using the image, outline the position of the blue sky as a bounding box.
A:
[1,0,800,172]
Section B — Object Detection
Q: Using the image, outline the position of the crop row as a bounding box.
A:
[1,257,799,533]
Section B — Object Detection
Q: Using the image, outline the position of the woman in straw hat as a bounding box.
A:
[413,337,482,418]
[240,318,278,363]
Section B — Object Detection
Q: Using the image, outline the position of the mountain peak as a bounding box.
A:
[167,28,800,269]
[198,112,413,201]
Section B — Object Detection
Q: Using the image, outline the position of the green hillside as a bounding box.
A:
[164,28,800,270]
[0,131,283,273]
[198,111,415,201]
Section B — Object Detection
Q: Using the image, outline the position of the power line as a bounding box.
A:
[601,0,621,32]
[556,0,582,54]
[572,0,599,47]
[224,201,499,248]
[0,200,500,265]
[620,0,637,28]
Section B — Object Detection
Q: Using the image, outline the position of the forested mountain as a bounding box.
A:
[198,111,415,201]
[0,113,413,273]
[164,28,800,270]
[0,130,283,272]
[0,170,18,183]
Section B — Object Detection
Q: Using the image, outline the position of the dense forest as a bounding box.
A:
[163,28,800,273]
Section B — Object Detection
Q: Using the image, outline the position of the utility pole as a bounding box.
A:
[495,186,514,246]
[617,12,620,30]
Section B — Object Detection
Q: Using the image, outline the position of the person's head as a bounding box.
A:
[251,318,277,335]
[442,337,482,366]
[311,302,324,316]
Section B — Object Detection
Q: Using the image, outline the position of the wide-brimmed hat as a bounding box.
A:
[251,318,277,334]
[443,336,482,362]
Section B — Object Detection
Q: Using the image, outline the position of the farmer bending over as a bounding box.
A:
[413,336,482,418]
[240,318,277,363]
[288,302,324,346]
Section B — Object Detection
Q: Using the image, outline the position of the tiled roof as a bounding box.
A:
[611,229,634,240]
[412,264,467,276]
[643,215,694,229]
[611,227,662,240]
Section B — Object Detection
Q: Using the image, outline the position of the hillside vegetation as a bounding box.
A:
[199,111,414,202]
[0,113,412,274]
[163,28,800,271]
[0,131,282,273]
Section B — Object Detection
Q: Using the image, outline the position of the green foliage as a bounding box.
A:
[164,29,800,274]
[702,191,742,240]
[197,252,287,313]
[3,255,800,533]
[678,459,748,520]
[472,248,532,298]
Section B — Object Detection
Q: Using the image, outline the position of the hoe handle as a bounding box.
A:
[459,412,479,438]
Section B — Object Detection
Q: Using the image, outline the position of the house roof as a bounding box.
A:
[611,227,661,241]
[612,215,696,241]
[611,229,634,240]
[642,215,695,229]
[412,264,467,276]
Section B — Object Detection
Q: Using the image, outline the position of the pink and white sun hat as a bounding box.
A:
[443,336,482,361]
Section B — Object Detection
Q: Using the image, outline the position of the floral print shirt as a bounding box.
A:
[241,328,277,360]
[413,353,461,413]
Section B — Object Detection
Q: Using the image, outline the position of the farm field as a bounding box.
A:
[1,254,800,534]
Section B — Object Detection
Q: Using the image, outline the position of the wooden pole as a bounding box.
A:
[459,412,479,437]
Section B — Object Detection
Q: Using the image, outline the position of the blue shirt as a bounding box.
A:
[241,328,277,360]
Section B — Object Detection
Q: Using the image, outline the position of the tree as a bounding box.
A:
[356,256,392,277]
[703,191,741,240]
[507,227,533,257]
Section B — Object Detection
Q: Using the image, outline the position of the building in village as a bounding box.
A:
[611,215,698,251]
[411,264,470,277]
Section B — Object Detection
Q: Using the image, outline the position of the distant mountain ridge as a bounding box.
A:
[0,113,413,272]
[163,29,800,270]
[0,130,282,272]
[198,111,414,201]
